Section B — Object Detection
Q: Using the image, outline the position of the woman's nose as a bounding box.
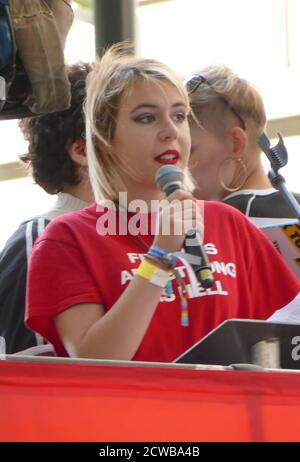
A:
[158,119,178,141]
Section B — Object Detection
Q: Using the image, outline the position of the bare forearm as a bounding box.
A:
[76,276,164,360]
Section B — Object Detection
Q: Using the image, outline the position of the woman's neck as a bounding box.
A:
[118,188,165,211]
[241,162,272,190]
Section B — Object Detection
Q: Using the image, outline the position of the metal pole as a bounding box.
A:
[93,0,135,55]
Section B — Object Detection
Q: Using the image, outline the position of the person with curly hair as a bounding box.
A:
[0,62,94,354]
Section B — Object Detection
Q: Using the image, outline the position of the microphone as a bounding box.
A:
[155,165,214,289]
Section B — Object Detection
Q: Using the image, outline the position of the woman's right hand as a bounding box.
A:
[153,190,203,253]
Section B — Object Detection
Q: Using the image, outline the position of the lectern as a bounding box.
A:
[176,319,300,370]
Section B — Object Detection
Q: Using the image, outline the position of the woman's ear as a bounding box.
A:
[229,127,248,158]
[67,137,88,167]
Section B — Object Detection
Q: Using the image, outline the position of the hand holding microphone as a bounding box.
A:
[154,165,214,289]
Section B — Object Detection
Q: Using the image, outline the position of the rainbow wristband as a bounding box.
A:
[136,260,170,288]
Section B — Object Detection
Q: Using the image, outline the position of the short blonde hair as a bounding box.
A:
[85,42,193,202]
[186,65,266,147]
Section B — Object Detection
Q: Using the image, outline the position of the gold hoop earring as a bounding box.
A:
[218,157,247,192]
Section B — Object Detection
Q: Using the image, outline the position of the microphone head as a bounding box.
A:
[155,165,184,196]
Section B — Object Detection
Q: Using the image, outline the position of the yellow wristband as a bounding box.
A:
[136,260,170,288]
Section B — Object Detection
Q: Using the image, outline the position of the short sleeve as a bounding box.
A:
[25,234,102,355]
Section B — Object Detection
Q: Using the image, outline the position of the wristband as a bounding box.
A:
[148,246,178,269]
[136,260,170,288]
[148,245,168,258]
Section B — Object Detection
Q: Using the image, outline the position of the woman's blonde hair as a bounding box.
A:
[186,65,266,148]
[85,42,193,202]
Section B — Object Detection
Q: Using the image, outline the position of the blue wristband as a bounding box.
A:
[148,245,168,258]
[147,246,178,269]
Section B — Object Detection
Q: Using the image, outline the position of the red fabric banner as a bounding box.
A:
[1,360,300,442]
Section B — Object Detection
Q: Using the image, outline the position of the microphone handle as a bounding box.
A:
[160,174,214,289]
[184,230,214,289]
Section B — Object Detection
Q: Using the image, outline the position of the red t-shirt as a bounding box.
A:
[26,201,300,361]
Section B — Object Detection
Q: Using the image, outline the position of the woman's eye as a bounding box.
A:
[173,112,187,123]
[134,114,155,124]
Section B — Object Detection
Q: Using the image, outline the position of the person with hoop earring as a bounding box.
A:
[185,66,300,218]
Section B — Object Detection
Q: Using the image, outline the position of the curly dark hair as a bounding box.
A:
[19,62,93,194]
